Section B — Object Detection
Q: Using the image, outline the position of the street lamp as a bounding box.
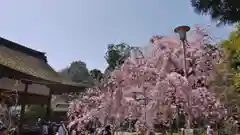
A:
[174,25,190,78]
[174,26,190,130]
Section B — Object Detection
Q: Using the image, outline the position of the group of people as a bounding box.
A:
[36,118,68,135]
[36,116,221,135]
[37,118,112,135]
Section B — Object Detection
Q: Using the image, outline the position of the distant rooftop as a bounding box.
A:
[0,37,47,62]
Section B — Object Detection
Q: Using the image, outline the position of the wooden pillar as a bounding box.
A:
[46,89,52,120]
[18,81,30,135]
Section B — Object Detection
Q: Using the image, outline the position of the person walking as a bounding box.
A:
[58,121,68,135]
[207,125,214,135]
[42,122,49,135]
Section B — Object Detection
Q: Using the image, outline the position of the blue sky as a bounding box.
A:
[0,0,234,71]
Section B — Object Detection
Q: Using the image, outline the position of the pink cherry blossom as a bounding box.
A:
[68,26,226,131]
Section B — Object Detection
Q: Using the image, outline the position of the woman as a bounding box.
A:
[58,121,68,135]
[206,125,214,135]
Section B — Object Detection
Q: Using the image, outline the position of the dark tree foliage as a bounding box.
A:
[90,69,103,81]
[60,61,92,84]
[191,0,240,25]
[105,44,123,70]
[104,43,131,72]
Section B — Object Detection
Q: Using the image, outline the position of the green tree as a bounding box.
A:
[89,69,103,81]
[219,24,240,113]
[191,0,240,25]
[60,61,93,84]
[104,43,132,72]
[222,24,240,70]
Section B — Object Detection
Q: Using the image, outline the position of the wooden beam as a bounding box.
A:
[18,82,29,135]
[0,88,49,105]
[45,89,52,120]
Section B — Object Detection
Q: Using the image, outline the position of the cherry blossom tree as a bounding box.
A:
[68,27,226,133]
[0,86,19,131]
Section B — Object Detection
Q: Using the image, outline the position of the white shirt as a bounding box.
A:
[43,125,48,135]
[206,126,211,135]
